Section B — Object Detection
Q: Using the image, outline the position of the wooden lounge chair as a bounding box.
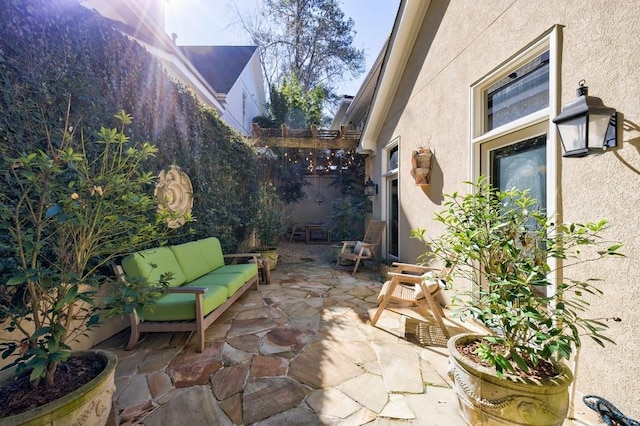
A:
[371,262,450,338]
[335,220,385,276]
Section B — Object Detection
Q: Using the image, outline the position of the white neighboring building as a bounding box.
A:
[180,46,266,136]
[80,0,266,136]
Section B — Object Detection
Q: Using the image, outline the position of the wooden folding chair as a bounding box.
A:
[335,220,385,276]
[371,262,450,338]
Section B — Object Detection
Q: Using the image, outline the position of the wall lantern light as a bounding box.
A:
[364,177,378,196]
[552,80,617,157]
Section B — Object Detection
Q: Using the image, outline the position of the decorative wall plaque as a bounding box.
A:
[154,165,193,228]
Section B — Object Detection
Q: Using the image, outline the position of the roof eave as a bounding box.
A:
[359,0,432,153]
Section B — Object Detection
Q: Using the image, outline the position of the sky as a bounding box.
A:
[164,0,400,97]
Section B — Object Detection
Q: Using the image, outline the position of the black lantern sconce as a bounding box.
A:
[364,177,378,196]
[552,80,617,157]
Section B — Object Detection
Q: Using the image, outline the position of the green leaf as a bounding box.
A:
[7,274,27,285]
[29,360,47,381]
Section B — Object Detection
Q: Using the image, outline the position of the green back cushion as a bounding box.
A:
[170,241,210,282]
[196,237,225,271]
[121,247,186,288]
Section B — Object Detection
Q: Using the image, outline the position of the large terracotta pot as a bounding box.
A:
[447,333,573,426]
[0,350,117,426]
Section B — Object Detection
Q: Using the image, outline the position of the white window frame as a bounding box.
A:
[469,25,562,294]
[382,137,400,260]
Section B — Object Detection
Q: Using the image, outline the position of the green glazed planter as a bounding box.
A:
[0,350,117,426]
[447,333,573,426]
[258,248,279,271]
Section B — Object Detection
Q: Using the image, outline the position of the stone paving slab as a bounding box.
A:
[338,372,389,413]
[373,340,423,393]
[306,387,361,419]
[243,377,307,424]
[289,341,363,388]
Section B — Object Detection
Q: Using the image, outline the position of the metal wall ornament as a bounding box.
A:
[154,165,193,228]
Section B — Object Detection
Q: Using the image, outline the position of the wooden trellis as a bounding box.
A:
[252,124,361,149]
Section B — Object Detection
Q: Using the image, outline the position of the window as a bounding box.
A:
[487,52,549,131]
[388,145,399,171]
[472,27,560,217]
[472,26,561,295]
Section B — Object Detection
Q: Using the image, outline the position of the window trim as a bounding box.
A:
[381,137,400,260]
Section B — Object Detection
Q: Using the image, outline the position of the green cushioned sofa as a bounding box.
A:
[115,237,259,352]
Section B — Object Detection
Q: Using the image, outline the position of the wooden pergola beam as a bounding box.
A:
[252,124,361,150]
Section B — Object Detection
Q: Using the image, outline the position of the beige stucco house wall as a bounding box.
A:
[362,0,640,418]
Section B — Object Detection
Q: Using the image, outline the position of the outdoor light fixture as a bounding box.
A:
[552,80,617,157]
[364,177,378,196]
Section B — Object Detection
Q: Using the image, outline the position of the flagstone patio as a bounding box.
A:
[96,245,602,425]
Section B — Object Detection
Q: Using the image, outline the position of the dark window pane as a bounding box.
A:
[491,135,547,212]
[389,146,398,170]
[388,178,399,257]
[487,52,549,130]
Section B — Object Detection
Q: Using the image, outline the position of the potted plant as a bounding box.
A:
[412,177,623,426]
[0,108,186,424]
[252,184,285,270]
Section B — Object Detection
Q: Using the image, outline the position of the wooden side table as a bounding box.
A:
[305,223,331,244]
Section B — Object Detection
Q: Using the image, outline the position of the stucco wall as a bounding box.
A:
[373,0,640,417]
[287,175,343,226]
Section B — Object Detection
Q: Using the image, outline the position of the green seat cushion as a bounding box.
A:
[210,264,258,282]
[170,241,210,282]
[140,285,228,321]
[196,237,225,271]
[189,272,247,298]
[121,247,186,288]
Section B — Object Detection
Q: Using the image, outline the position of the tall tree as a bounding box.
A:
[270,75,326,127]
[237,0,366,97]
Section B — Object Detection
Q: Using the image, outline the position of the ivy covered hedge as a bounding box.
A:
[0,0,262,252]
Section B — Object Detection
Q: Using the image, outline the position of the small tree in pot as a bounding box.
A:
[251,183,285,270]
[412,177,623,425]
[0,108,187,422]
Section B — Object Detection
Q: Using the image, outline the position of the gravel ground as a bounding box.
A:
[276,240,336,264]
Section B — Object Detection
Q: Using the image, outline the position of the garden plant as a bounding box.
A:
[0,107,187,414]
[413,177,624,378]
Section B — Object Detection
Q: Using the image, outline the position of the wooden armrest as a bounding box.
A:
[391,263,428,274]
[388,271,422,283]
[163,286,207,294]
[392,262,440,274]
[224,253,259,258]
[224,253,259,264]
